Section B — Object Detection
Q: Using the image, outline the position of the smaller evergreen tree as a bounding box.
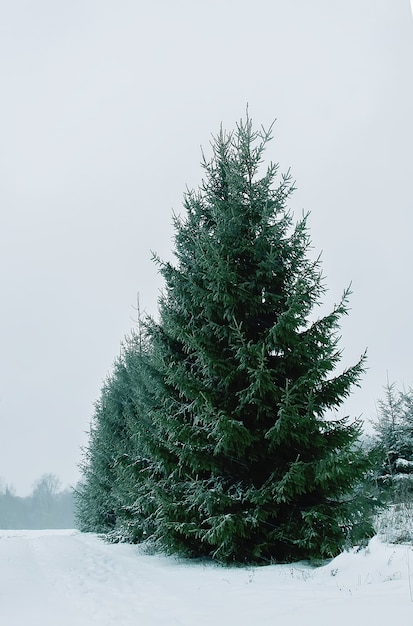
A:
[76,330,159,541]
[76,335,143,536]
[371,382,413,501]
[76,387,122,533]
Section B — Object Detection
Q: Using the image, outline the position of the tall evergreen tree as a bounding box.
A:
[77,115,373,562]
[140,117,372,562]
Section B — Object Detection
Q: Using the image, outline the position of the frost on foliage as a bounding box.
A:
[395,458,413,471]
[77,115,373,563]
[371,381,413,501]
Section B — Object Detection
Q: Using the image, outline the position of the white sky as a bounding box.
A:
[0,1,412,495]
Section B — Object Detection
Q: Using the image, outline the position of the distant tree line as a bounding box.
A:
[0,473,75,529]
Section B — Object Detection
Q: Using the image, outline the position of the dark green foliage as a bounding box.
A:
[77,116,373,562]
[76,333,156,540]
[142,117,371,561]
[75,328,169,542]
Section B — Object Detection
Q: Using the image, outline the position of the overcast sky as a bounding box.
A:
[1,1,412,495]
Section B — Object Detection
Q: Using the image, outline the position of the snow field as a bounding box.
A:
[1,530,412,625]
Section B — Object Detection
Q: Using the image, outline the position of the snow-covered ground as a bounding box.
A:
[1,529,412,625]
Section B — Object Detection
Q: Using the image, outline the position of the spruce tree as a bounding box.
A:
[76,365,130,534]
[76,332,155,540]
[142,116,372,562]
[371,382,413,501]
